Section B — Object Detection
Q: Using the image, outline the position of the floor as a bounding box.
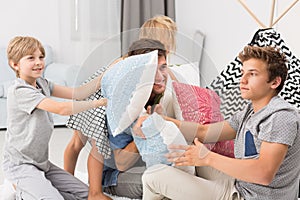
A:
[1,128,298,199]
[0,127,89,185]
[0,127,136,200]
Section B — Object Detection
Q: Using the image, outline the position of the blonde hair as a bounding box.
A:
[139,15,177,53]
[7,36,45,77]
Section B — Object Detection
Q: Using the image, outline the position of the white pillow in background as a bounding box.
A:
[171,83,184,121]
[169,62,200,86]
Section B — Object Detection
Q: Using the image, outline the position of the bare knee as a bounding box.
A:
[71,130,87,152]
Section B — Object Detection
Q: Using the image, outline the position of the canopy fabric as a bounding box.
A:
[237,0,299,28]
[208,28,300,120]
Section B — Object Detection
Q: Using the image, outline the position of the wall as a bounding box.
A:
[0,0,121,72]
[1,0,299,85]
[57,0,121,75]
[0,0,61,61]
[175,0,300,86]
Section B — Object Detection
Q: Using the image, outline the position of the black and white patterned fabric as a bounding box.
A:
[208,28,300,120]
[66,66,112,159]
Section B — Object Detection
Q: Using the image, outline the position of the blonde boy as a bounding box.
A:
[3,36,106,199]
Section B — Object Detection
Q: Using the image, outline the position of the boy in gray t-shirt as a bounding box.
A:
[3,36,107,199]
[139,45,300,200]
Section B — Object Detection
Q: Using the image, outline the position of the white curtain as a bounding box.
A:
[59,0,121,83]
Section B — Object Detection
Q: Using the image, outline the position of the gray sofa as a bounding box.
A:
[0,45,81,129]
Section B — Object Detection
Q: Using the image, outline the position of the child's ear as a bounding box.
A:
[10,61,18,70]
[271,76,281,89]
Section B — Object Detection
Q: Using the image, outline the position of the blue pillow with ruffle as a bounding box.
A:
[101,51,158,136]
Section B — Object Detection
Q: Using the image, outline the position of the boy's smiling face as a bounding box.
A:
[14,49,45,84]
[151,56,168,95]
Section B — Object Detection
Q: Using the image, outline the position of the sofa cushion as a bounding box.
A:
[0,80,14,98]
[0,47,15,84]
[0,85,3,98]
[44,63,80,87]
[0,47,5,97]
[43,44,54,66]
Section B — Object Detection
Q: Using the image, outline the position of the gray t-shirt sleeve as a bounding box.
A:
[229,108,246,132]
[15,85,46,114]
[229,114,239,132]
[48,81,54,95]
[258,110,298,146]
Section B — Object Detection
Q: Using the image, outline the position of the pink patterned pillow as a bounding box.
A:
[172,82,234,157]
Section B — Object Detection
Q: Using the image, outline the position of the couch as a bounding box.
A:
[0,45,81,129]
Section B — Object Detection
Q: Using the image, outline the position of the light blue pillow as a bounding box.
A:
[133,113,195,174]
[101,51,158,136]
[133,113,171,167]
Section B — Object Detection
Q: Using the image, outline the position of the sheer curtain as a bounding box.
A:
[59,0,121,84]
[58,0,175,84]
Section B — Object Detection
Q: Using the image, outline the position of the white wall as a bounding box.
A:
[1,0,299,82]
[175,0,300,86]
[57,0,121,71]
[0,0,61,60]
[0,0,121,70]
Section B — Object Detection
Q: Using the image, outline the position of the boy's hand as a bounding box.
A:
[146,103,164,115]
[166,138,210,166]
[94,98,107,107]
[132,115,148,139]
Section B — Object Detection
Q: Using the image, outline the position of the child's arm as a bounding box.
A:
[51,74,102,100]
[169,138,288,186]
[52,57,125,100]
[193,121,236,142]
[163,116,236,143]
[36,97,107,116]
[113,141,140,172]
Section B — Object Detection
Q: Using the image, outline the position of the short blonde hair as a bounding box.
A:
[139,15,177,53]
[7,36,45,77]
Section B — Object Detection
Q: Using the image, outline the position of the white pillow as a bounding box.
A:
[101,51,158,136]
[169,62,200,86]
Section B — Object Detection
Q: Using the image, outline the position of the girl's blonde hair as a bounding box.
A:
[7,36,45,77]
[139,15,177,53]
